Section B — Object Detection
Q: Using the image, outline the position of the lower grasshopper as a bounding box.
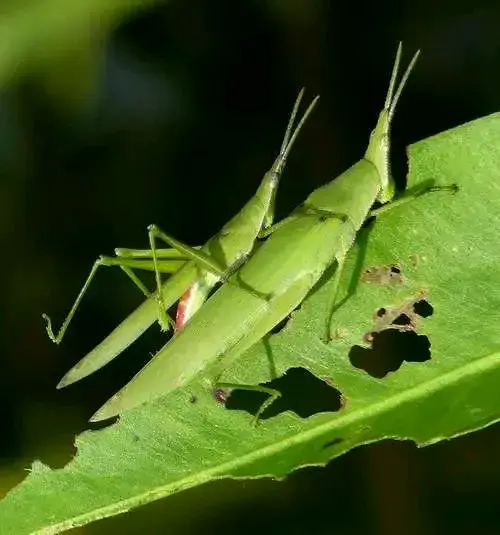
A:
[75,44,458,422]
[45,90,319,386]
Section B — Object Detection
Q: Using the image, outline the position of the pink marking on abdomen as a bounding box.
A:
[175,287,193,332]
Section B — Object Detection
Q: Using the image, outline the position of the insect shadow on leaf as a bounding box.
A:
[223,367,343,420]
[320,222,375,342]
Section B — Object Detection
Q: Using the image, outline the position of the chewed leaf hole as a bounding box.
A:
[349,330,431,378]
[365,295,433,342]
[361,263,404,285]
[414,299,434,318]
[392,313,412,326]
[222,367,343,420]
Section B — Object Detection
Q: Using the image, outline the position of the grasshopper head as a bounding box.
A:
[365,109,393,203]
[364,44,420,204]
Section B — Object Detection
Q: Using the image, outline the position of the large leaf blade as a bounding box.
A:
[1,113,500,534]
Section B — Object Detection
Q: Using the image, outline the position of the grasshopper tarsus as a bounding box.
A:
[156,298,174,333]
[42,313,60,344]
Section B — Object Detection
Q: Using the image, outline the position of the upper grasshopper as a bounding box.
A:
[47,89,319,387]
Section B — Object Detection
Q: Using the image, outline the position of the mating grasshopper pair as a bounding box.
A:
[43,43,456,423]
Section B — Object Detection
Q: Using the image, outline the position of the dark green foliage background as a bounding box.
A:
[1,0,500,534]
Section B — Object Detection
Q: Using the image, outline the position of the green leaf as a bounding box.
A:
[1,112,500,534]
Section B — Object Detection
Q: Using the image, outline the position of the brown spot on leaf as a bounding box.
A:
[213,388,229,404]
[410,254,420,267]
[360,263,404,285]
[354,291,434,377]
[364,290,431,341]
[330,327,348,340]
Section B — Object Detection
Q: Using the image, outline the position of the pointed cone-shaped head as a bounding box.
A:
[364,43,420,204]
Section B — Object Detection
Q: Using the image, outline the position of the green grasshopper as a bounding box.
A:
[45,90,319,386]
[79,44,457,423]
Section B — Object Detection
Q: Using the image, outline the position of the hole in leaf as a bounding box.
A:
[392,313,412,326]
[349,330,431,378]
[365,294,433,342]
[224,367,343,420]
[414,299,433,318]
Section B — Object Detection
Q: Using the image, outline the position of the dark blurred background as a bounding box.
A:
[0,0,499,533]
